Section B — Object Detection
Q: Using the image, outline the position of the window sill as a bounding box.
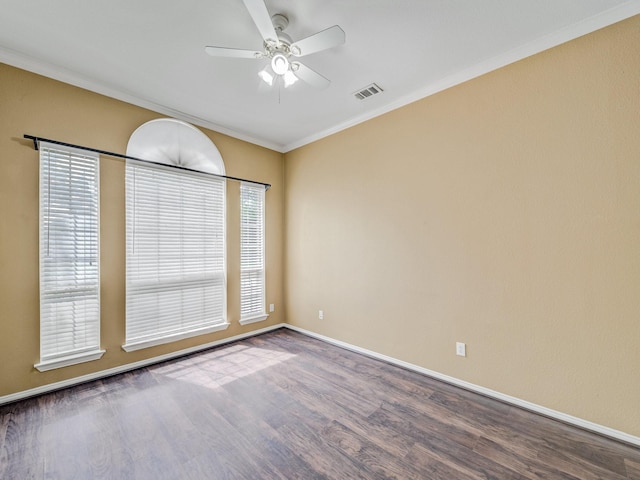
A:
[122,322,230,352]
[239,314,269,325]
[35,349,106,372]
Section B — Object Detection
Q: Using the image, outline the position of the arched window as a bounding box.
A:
[123,119,228,351]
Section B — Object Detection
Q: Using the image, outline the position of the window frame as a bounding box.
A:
[239,182,268,325]
[36,142,104,372]
[123,159,229,352]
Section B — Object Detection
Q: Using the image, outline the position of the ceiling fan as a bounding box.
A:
[205,0,345,89]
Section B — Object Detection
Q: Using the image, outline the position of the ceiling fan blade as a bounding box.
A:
[205,46,262,59]
[290,25,345,57]
[292,62,330,89]
[242,0,278,44]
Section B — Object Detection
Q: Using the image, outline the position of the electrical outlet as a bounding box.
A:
[318,310,324,320]
[456,342,466,357]
[269,304,274,313]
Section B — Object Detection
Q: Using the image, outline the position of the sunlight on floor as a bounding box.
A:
[149,345,296,390]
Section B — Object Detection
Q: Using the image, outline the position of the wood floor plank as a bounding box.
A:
[209,378,324,479]
[1,400,45,479]
[1,328,638,479]
[511,404,629,454]
[377,399,481,451]
[401,446,482,480]
[626,459,640,480]
[512,406,640,469]
[535,444,631,480]
[405,440,529,480]
[321,419,423,479]
[371,403,533,479]
[473,436,589,480]
[276,420,377,479]
[0,412,9,478]
[258,355,382,420]
[326,403,416,459]
[177,382,288,479]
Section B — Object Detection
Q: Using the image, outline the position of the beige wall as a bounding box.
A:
[285,16,640,437]
[0,63,284,394]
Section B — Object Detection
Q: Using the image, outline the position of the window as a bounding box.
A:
[124,160,228,352]
[37,143,103,371]
[239,182,267,324]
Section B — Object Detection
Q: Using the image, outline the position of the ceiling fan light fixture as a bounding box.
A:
[258,69,274,86]
[283,70,298,88]
[204,2,345,91]
[271,54,289,75]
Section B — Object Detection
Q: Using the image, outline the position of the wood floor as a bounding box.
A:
[1,329,639,479]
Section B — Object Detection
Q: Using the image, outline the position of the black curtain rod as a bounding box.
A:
[24,134,271,190]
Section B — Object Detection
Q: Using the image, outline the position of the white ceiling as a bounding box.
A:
[1,0,638,152]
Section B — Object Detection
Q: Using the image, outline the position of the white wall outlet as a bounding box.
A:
[269,304,274,313]
[318,310,324,320]
[456,342,466,357]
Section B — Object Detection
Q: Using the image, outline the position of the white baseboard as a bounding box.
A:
[0,323,286,406]
[283,324,640,448]
[2,321,638,448]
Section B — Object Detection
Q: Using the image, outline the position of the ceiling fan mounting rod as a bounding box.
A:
[263,13,293,58]
[271,13,288,32]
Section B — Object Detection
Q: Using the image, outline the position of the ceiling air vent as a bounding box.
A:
[354,83,383,100]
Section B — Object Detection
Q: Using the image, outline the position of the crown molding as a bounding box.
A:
[2,1,638,155]
[0,46,286,153]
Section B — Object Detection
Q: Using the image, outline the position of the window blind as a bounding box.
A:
[240,182,267,324]
[37,143,104,371]
[124,160,228,351]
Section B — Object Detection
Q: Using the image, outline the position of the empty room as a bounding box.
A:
[1,1,639,478]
